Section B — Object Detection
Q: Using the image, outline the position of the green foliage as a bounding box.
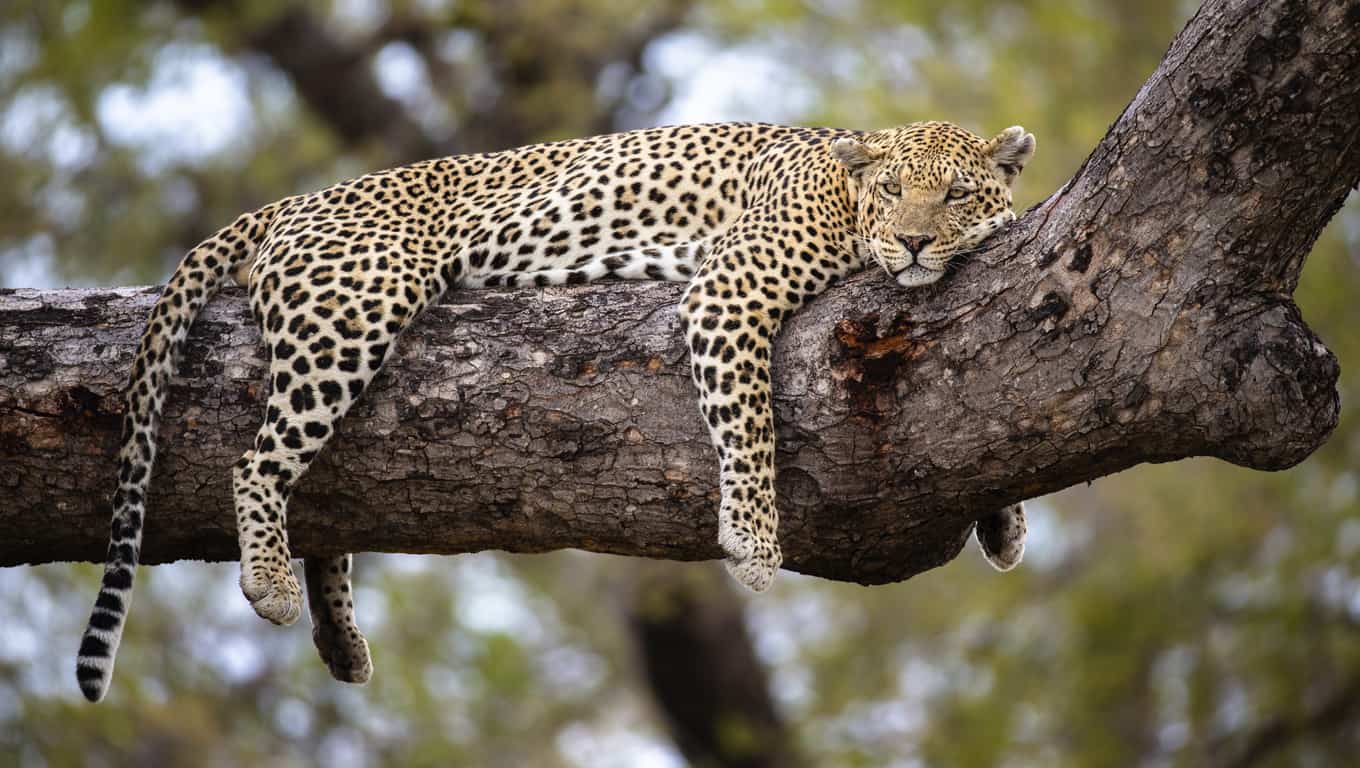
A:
[2,1,1358,765]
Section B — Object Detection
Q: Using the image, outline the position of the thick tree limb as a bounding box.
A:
[0,0,1354,582]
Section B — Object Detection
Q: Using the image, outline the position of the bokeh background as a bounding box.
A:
[3,1,1360,766]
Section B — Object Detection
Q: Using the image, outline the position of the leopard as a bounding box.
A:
[76,120,1035,702]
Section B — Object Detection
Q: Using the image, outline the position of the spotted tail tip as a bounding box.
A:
[75,630,115,702]
[76,567,134,703]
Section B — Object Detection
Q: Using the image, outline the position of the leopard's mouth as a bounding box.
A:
[881,245,948,288]
[863,239,947,287]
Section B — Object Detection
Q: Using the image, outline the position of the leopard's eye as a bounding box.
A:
[879,180,901,197]
[946,187,972,202]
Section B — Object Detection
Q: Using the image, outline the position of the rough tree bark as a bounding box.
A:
[0,0,1355,584]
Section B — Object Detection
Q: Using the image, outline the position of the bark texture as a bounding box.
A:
[1,0,1355,583]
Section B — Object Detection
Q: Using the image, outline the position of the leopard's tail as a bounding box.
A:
[76,202,282,703]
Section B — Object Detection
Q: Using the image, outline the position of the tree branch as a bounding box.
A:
[1215,674,1360,768]
[175,0,455,158]
[1,0,1354,581]
[626,563,803,768]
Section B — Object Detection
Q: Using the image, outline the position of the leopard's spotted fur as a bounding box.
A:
[77,121,1035,701]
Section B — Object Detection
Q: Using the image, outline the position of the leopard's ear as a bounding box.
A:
[985,126,1036,185]
[832,136,885,178]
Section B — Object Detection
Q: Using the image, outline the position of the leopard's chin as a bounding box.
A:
[895,265,945,288]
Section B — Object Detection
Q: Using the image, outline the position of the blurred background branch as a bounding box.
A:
[1217,674,1360,768]
[187,0,452,159]
[627,563,803,768]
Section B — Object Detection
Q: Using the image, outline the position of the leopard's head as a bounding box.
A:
[833,122,1035,287]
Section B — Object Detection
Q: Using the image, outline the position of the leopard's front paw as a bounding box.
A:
[975,502,1027,572]
[720,526,782,592]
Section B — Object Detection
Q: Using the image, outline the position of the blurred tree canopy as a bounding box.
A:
[2,1,1358,766]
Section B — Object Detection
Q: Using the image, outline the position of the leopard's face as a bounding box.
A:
[833,122,1035,287]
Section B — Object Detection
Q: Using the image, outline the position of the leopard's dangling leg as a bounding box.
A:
[303,554,372,683]
[236,250,437,630]
[974,502,1027,571]
[233,327,397,625]
[681,255,786,592]
[232,421,305,625]
[678,182,860,592]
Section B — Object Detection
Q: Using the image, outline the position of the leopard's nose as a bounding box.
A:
[896,234,936,255]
